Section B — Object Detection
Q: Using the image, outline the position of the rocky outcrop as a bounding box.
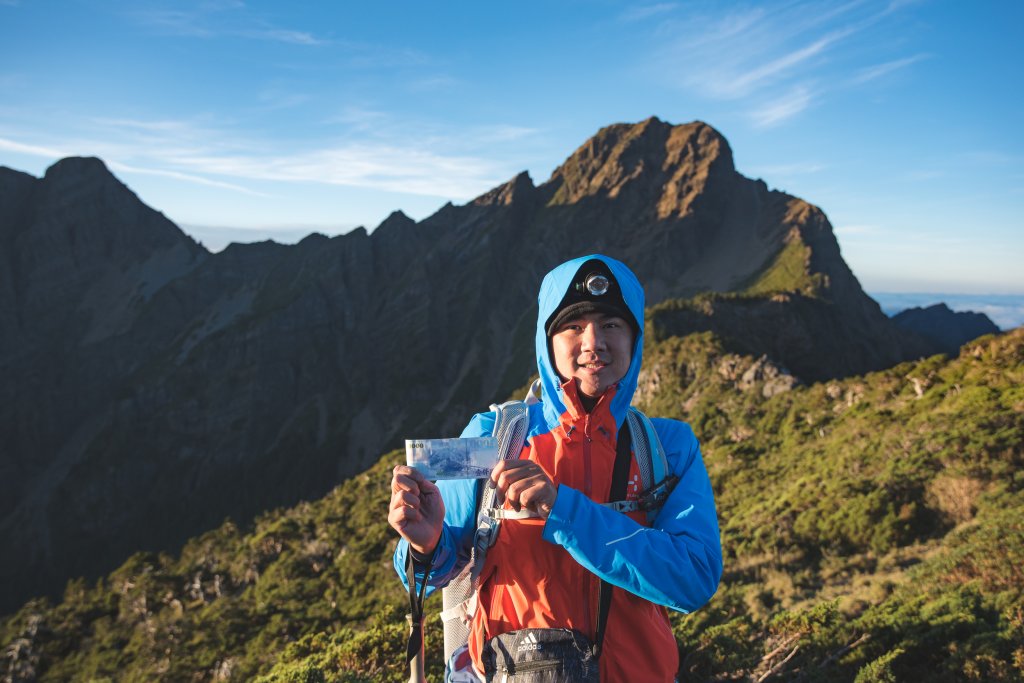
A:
[647,290,932,383]
[0,119,930,612]
[892,303,1000,355]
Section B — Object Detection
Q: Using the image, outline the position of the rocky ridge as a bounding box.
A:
[0,117,933,612]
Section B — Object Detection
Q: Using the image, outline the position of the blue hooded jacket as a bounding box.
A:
[395,254,722,620]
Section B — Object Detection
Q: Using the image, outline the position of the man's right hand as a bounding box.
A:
[388,465,444,557]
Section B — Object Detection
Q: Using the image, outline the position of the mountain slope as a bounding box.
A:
[2,327,1019,682]
[0,118,933,612]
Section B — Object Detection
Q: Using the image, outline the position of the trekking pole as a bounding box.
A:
[407,613,426,682]
[405,552,432,683]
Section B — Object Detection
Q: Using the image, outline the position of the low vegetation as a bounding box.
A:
[3,329,1021,682]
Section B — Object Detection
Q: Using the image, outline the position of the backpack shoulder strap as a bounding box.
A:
[440,396,530,671]
[624,407,679,522]
[625,407,667,490]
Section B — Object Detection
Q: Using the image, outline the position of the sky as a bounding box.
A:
[1,0,1022,298]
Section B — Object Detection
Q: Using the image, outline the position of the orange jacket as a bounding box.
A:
[467,381,679,681]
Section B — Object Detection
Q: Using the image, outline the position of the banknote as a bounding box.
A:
[405,437,500,480]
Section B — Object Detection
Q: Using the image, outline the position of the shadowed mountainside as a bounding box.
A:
[892,303,1000,355]
[0,118,932,612]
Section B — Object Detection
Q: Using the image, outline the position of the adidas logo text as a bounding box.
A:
[517,632,543,652]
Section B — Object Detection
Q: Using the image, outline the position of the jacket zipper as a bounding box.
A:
[583,414,593,497]
[582,413,594,638]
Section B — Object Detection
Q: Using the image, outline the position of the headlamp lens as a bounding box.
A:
[585,273,610,296]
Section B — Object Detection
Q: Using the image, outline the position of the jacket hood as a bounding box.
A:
[535,254,645,429]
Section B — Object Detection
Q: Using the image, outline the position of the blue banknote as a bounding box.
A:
[405,437,500,479]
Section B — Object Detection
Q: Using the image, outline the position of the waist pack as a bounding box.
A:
[482,628,599,683]
[440,380,679,681]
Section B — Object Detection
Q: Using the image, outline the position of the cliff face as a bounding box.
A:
[0,118,932,612]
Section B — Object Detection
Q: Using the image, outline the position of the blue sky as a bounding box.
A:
[1,0,1022,295]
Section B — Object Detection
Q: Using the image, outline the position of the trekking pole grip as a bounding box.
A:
[406,550,432,683]
[407,613,426,683]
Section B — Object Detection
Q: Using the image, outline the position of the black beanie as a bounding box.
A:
[545,259,639,336]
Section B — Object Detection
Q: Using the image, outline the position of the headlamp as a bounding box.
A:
[577,273,610,296]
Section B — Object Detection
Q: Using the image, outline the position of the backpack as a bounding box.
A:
[439,380,679,681]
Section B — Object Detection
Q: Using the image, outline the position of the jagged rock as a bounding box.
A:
[738,356,800,398]
[649,291,932,384]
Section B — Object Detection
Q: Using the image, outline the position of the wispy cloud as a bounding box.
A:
[107,161,264,195]
[1,112,514,200]
[660,5,862,99]
[903,169,945,181]
[620,3,677,23]
[749,161,828,177]
[256,88,312,111]
[852,53,929,84]
[129,3,327,45]
[750,86,813,128]
[0,132,261,195]
[130,8,215,38]
[0,137,68,158]
[960,150,1019,166]
[243,28,324,46]
[649,0,923,126]
[322,105,393,130]
[716,32,845,99]
[406,75,459,92]
[835,223,882,236]
[172,144,503,198]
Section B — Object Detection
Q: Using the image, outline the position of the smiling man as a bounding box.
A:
[389,254,722,682]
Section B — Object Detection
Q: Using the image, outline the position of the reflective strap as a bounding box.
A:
[440,591,478,625]
[604,500,640,513]
[440,602,467,623]
[486,499,640,521]
[485,507,540,520]
[524,378,542,406]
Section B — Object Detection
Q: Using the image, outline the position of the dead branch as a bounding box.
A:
[818,632,871,669]
[757,645,801,682]
[759,632,803,665]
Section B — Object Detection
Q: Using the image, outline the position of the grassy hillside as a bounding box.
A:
[3,329,1021,682]
[639,328,1023,681]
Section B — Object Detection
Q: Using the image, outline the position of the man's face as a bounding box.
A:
[550,311,634,400]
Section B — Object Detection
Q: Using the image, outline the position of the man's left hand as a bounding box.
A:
[491,459,557,519]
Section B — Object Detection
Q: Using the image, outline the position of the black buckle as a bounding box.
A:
[637,474,680,511]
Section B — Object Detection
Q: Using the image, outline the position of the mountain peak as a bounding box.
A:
[40,157,131,197]
[372,209,417,242]
[10,157,207,287]
[544,119,734,214]
[377,209,414,230]
[44,155,111,178]
[472,171,536,207]
[893,302,1000,354]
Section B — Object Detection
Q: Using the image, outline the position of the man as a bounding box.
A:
[389,254,722,681]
